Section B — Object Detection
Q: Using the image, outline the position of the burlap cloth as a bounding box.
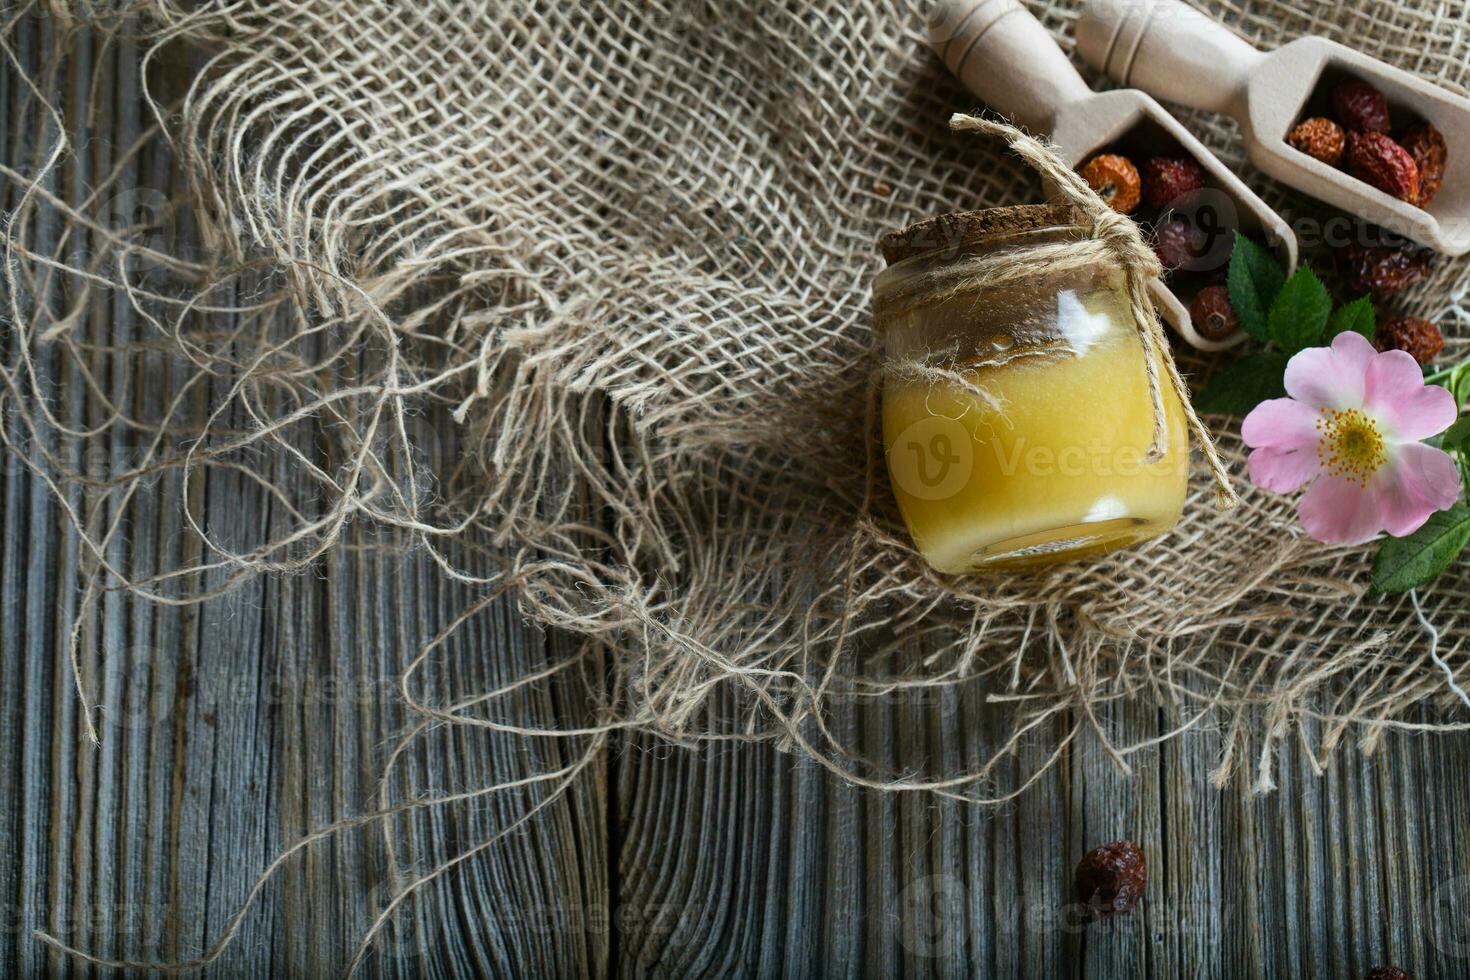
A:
[6,0,1470,821]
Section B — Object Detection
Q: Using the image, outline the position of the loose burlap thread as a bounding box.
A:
[3,0,1470,972]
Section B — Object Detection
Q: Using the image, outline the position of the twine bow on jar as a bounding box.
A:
[949,114,1240,509]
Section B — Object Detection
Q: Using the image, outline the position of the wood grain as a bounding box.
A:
[5,14,1470,980]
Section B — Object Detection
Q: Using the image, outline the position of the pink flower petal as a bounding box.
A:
[1370,442,1463,537]
[1283,331,1376,411]
[1297,473,1384,545]
[1363,350,1460,441]
[1241,397,1322,451]
[1247,446,1322,494]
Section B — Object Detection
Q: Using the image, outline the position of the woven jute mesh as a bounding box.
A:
[5,0,1470,963]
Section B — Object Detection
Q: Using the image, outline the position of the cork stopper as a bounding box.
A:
[879,204,1083,265]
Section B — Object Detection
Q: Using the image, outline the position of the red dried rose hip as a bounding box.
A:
[1346,132,1420,202]
[1079,154,1142,215]
[1400,124,1447,207]
[1336,240,1433,298]
[1376,316,1444,365]
[1154,216,1207,272]
[1075,840,1146,918]
[1364,968,1412,980]
[1333,80,1392,133]
[1190,286,1239,341]
[1287,117,1346,167]
[1142,156,1206,210]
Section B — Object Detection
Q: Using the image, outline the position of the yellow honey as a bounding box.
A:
[875,207,1189,573]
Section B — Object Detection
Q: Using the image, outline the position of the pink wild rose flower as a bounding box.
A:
[1242,331,1461,545]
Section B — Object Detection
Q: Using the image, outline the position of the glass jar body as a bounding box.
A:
[875,220,1189,573]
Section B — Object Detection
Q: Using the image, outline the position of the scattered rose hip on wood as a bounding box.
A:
[1346,132,1421,202]
[1287,117,1346,167]
[1336,240,1433,298]
[1376,316,1444,365]
[1364,968,1412,980]
[1333,80,1392,133]
[1074,840,1146,918]
[1142,156,1205,210]
[1190,286,1239,341]
[1079,154,1142,215]
[1400,124,1447,207]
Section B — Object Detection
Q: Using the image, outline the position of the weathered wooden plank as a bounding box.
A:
[1412,703,1470,979]
[995,689,1071,977]
[1075,698,1156,980]
[0,14,609,978]
[1151,653,1233,980]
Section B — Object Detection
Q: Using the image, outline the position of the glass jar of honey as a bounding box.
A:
[875,205,1189,573]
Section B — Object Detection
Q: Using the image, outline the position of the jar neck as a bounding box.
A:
[874,224,1097,318]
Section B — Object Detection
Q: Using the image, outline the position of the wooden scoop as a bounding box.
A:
[929,0,1298,350]
[1077,0,1470,256]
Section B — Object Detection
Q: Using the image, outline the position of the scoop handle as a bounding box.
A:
[1075,0,1262,116]
[929,0,1093,134]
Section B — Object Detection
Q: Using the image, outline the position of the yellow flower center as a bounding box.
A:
[1316,408,1388,487]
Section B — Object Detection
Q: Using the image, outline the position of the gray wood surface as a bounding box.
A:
[5,13,1470,980]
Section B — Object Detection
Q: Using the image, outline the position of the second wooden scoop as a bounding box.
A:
[1077,0,1470,255]
[930,0,1297,350]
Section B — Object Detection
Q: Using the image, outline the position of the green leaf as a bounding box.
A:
[1268,266,1333,353]
[1193,352,1289,416]
[1442,415,1470,455]
[1451,366,1470,409]
[1372,504,1470,593]
[1327,295,1375,341]
[1227,233,1286,342]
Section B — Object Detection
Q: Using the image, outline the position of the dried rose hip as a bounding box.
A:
[1142,156,1206,210]
[1364,968,1412,980]
[1079,154,1142,214]
[1346,132,1421,202]
[1376,316,1444,365]
[1287,117,1346,167]
[1190,286,1239,340]
[1399,124,1447,207]
[1336,240,1433,298]
[1333,80,1392,133]
[1154,216,1207,272]
[1075,840,1146,918]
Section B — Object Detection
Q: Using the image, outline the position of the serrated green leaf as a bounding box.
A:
[1327,295,1375,341]
[1193,352,1290,416]
[1372,504,1470,593]
[1227,233,1286,342]
[1442,415,1470,454]
[1268,266,1333,353]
